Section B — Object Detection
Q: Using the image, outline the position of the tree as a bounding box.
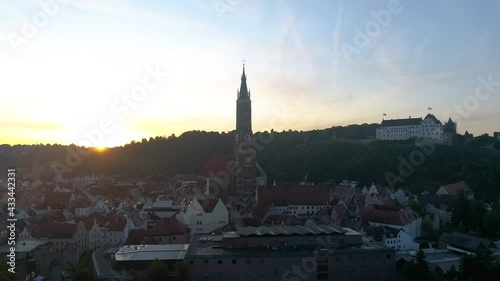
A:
[147,259,169,281]
[422,216,434,237]
[458,250,499,281]
[444,264,458,281]
[419,241,430,249]
[65,261,93,281]
[175,262,190,281]
[458,221,467,233]
[401,249,435,281]
[483,210,500,237]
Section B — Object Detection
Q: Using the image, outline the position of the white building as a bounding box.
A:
[384,228,419,251]
[99,213,133,245]
[176,197,228,234]
[376,114,444,141]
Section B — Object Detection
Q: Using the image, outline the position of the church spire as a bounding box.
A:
[238,63,250,100]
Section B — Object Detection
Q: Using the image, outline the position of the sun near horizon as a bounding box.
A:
[1,1,500,146]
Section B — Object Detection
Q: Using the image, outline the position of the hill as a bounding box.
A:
[1,124,499,200]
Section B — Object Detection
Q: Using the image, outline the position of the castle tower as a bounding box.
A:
[233,63,256,195]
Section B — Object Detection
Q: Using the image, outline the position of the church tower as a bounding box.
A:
[233,63,256,195]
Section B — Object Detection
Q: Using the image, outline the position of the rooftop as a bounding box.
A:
[115,244,189,262]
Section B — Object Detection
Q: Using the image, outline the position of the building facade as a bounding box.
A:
[376,114,447,141]
[176,197,229,234]
[185,221,397,281]
[234,64,257,195]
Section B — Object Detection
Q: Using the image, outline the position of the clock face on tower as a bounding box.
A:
[244,134,251,142]
[235,135,239,141]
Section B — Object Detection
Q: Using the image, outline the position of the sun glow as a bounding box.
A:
[94,146,108,152]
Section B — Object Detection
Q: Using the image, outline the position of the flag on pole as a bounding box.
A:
[383,113,387,116]
[428,107,432,110]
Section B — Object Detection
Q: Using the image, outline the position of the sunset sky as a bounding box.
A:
[1,0,499,147]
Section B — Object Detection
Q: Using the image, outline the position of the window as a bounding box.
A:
[173,236,176,240]
[204,260,208,265]
[189,260,194,265]
[218,260,222,264]
[232,259,237,264]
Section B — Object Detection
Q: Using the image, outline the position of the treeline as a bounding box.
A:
[1,124,499,200]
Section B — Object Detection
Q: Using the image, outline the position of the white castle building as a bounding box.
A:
[376,114,445,141]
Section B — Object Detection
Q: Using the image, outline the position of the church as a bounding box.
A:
[232,63,267,196]
[200,64,267,201]
[232,64,266,195]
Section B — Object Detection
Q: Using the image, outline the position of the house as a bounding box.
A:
[24,221,88,252]
[100,212,132,245]
[438,232,497,254]
[126,216,191,245]
[436,181,474,199]
[70,198,92,217]
[143,196,180,218]
[257,185,330,217]
[34,191,75,214]
[92,199,110,214]
[365,226,418,251]
[360,204,422,238]
[176,197,228,234]
[415,193,455,227]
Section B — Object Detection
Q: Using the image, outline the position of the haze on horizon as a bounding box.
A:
[1,0,499,148]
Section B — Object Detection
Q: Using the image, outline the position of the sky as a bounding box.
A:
[1,0,499,147]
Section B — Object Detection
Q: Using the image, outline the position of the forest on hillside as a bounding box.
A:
[1,123,499,200]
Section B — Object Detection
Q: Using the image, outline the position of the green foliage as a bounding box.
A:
[483,210,500,237]
[422,216,434,237]
[175,262,190,281]
[147,259,169,281]
[458,221,468,233]
[1,126,500,200]
[419,241,430,249]
[65,251,94,281]
[458,250,500,281]
[402,249,435,281]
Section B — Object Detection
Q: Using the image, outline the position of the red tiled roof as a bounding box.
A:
[441,181,472,196]
[33,222,80,239]
[258,185,330,206]
[360,205,419,226]
[200,155,232,177]
[148,216,190,236]
[39,192,72,209]
[126,229,148,245]
[103,213,127,231]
